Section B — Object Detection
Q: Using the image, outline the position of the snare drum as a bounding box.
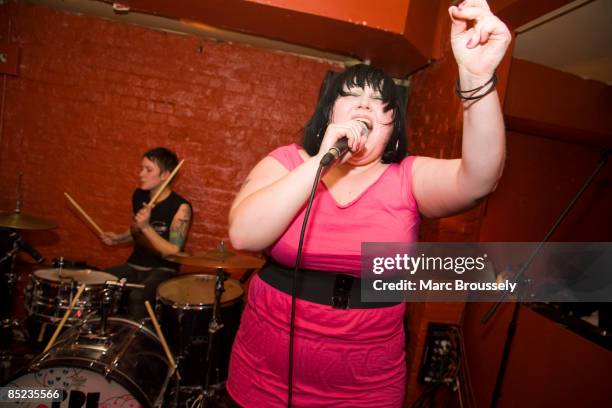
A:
[156,274,244,387]
[5,317,172,407]
[24,268,119,345]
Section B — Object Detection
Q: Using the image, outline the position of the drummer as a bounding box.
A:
[100,147,192,319]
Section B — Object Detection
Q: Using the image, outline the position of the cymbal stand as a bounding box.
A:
[0,237,19,264]
[1,176,26,318]
[1,230,22,364]
[1,230,20,316]
[197,267,228,407]
[1,235,18,381]
[2,176,42,317]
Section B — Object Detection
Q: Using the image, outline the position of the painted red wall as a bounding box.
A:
[480,130,612,242]
[0,2,338,269]
[462,59,612,407]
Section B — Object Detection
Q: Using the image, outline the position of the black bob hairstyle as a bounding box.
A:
[302,64,408,164]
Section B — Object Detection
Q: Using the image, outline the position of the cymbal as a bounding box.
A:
[166,248,265,270]
[0,211,58,230]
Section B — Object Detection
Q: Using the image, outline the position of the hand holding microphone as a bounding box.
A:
[320,119,370,166]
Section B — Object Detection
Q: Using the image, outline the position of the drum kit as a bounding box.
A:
[0,209,264,407]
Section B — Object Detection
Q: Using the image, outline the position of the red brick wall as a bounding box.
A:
[0,2,339,269]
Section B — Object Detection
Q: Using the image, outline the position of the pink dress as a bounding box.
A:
[227,144,420,407]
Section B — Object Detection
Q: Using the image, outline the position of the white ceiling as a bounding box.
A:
[513,0,612,85]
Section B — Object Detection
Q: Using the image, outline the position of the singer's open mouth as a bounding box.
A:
[352,116,372,130]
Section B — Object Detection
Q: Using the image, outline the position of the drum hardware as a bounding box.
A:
[43,283,86,353]
[0,240,19,265]
[201,268,229,402]
[24,267,121,348]
[156,270,244,406]
[97,280,150,378]
[164,241,265,270]
[66,276,77,308]
[51,257,98,271]
[3,230,45,264]
[1,229,48,353]
[1,228,46,310]
[103,278,147,333]
[1,178,56,346]
[0,318,21,378]
[0,238,19,348]
[100,284,116,337]
[100,279,145,337]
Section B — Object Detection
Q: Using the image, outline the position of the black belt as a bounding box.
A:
[258,261,400,309]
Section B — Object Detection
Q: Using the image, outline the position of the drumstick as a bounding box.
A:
[147,159,184,207]
[43,283,86,353]
[64,192,104,235]
[144,300,180,379]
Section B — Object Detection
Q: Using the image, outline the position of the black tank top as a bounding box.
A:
[127,189,191,270]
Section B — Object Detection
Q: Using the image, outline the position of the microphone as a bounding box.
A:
[320,119,370,166]
[15,237,45,264]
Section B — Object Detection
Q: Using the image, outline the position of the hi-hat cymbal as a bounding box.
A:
[166,248,265,270]
[0,211,58,230]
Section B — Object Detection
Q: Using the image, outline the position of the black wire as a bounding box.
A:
[287,162,326,408]
[412,326,462,408]
[411,384,440,408]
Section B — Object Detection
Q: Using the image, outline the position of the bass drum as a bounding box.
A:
[5,317,172,407]
[156,274,244,387]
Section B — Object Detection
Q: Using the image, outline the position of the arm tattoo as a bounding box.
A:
[169,204,191,249]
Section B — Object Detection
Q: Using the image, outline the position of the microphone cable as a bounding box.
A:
[286,160,326,408]
[286,126,367,406]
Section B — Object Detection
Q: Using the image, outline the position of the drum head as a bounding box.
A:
[6,317,170,408]
[34,268,118,284]
[7,367,140,407]
[158,274,243,306]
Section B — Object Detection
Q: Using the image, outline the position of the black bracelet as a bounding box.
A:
[455,72,497,100]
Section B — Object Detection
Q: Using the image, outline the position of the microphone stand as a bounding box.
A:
[484,149,609,408]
